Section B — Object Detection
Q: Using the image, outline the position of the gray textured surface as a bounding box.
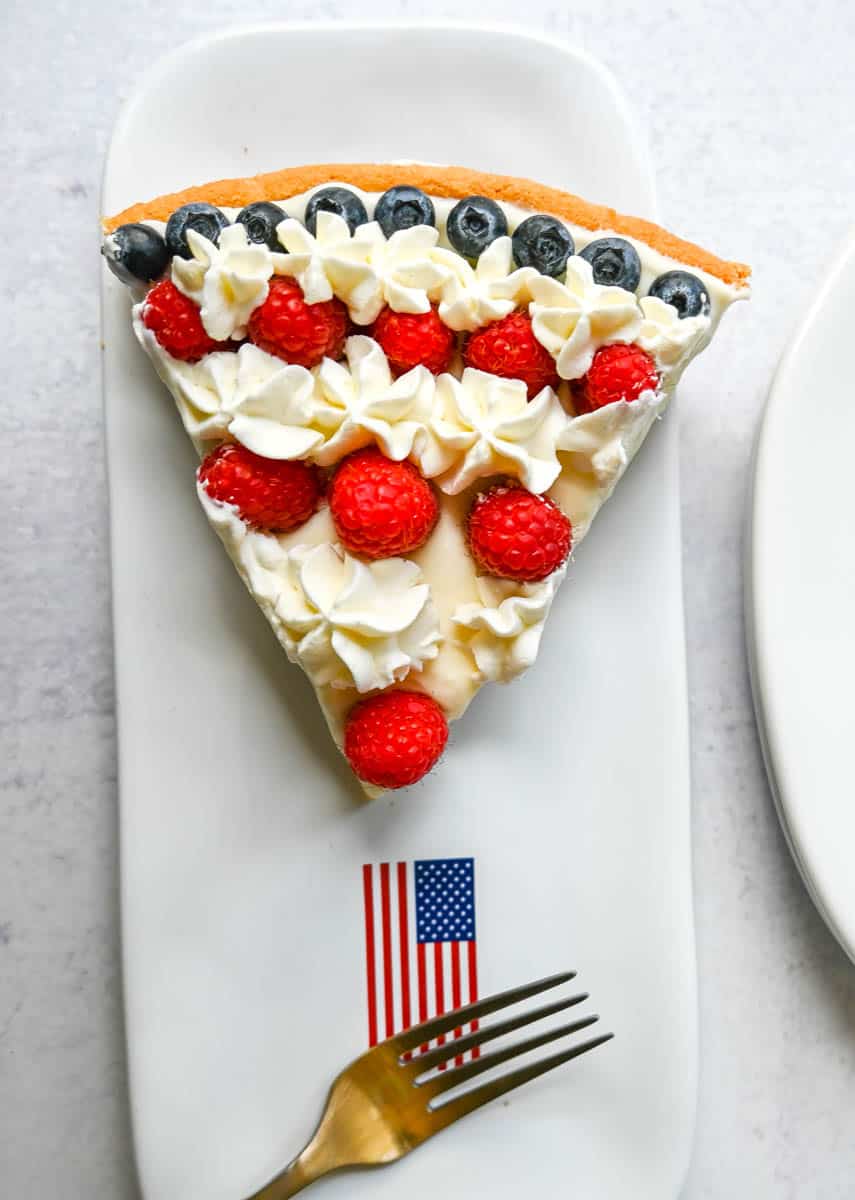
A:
[2,2,855,1196]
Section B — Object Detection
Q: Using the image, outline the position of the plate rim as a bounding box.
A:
[100,19,653,215]
[746,229,855,964]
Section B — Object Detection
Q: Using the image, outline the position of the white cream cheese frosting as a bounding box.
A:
[172,225,283,341]
[435,236,539,332]
[138,182,743,380]
[424,369,568,495]
[198,488,441,695]
[120,179,745,788]
[227,335,438,467]
[529,257,643,380]
[274,212,384,325]
[452,564,567,683]
[133,311,236,443]
[636,295,708,383]
[311,337,438,467]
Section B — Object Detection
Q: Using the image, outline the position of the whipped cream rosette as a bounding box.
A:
[132,307,237,442]
[452,565,567,683]
[529,256,643,380]
[273,212,384,324]
[436,236,539,332]
[172,224,285,340]
[425,369,569,495]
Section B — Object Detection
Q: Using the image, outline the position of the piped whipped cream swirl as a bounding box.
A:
[199,487,442,693]
[452,565,567,682]
[274,212,384,324]
[172,225,284,340]
[227,336,438,465]
[636,295,708,381]
[435,237,538,332]
[529,256,643,379]
[424,369,569,494]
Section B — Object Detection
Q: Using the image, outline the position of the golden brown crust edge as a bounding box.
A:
[103,162,751,288]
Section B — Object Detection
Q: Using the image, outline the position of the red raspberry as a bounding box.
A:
[371,305,456,375]
[198,443,321,532]
[574,343,659,414]
[468,485,572,582]
[142,279,230,362]
[464,311,559,399]
[344,690,448,789]
[329,448,438,560]
[248,277,348,367]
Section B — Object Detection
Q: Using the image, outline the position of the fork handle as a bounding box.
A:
[247,1160,311,1199]
[245,1143,329,1199]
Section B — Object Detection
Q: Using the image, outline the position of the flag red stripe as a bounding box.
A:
[362,865,378,1047]
[417,942,428,1053]
[380,862,394,1039]
[451,941,463,1066]
[434,941,446,1068]
[468,939,480,1059]
[397,862,411,1032]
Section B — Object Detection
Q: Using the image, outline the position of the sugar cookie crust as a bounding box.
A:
[103,162,751,287]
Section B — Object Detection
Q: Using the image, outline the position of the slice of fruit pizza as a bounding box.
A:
[102,163,750,795]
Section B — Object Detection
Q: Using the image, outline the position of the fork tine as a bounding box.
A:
[393,971,576,1054]
[417,1014,600,1098]
[404,993,589,1074]
[428,1032,615,1129]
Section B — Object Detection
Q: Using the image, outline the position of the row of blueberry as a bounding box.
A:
[104,184,710,319]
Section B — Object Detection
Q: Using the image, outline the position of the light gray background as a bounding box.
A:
[2,2,854,1197]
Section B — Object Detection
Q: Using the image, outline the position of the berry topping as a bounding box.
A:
[248,277,348,367]
[374,186,436,238]
[344,690,448,790]
[446,195,508,261]
[329,448,438,560]
[371,306,456,376]
[103,223,169,285]
[511,214,574,278]
[165,202,229,259]
[574,343,660,414]
[648,270,710,318]
[236,201,287,248]
[468,486,572,582]
[580,237,642,292]
[142,279,230,362]
[198,443,321,532]
[305,187,368,236]
[463,311,559,399]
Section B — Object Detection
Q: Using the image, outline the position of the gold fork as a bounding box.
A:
[246,971,613,1198]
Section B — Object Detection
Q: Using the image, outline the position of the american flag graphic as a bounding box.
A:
[362,858,480,1064]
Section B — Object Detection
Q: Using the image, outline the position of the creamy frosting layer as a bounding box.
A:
[452,564,567,683]
[198,489,441,695]
[136,182,741,373]
[117,179,744,790]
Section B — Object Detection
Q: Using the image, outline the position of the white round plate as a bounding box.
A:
[748,232,855,963]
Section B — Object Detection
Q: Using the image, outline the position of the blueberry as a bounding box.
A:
[648,270,710,318]
[374,186,435,238]
[446,195,508,260]
[165,203,229,259]
[304,187,368,236]
[235,201,287,248]
[580,237,641,292]
[102,223,169,285]
[511,215,574,278]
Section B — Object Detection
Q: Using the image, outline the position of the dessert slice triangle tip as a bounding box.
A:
[103,163,750,797]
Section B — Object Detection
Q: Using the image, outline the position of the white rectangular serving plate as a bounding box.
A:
[102,24,696,1200]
